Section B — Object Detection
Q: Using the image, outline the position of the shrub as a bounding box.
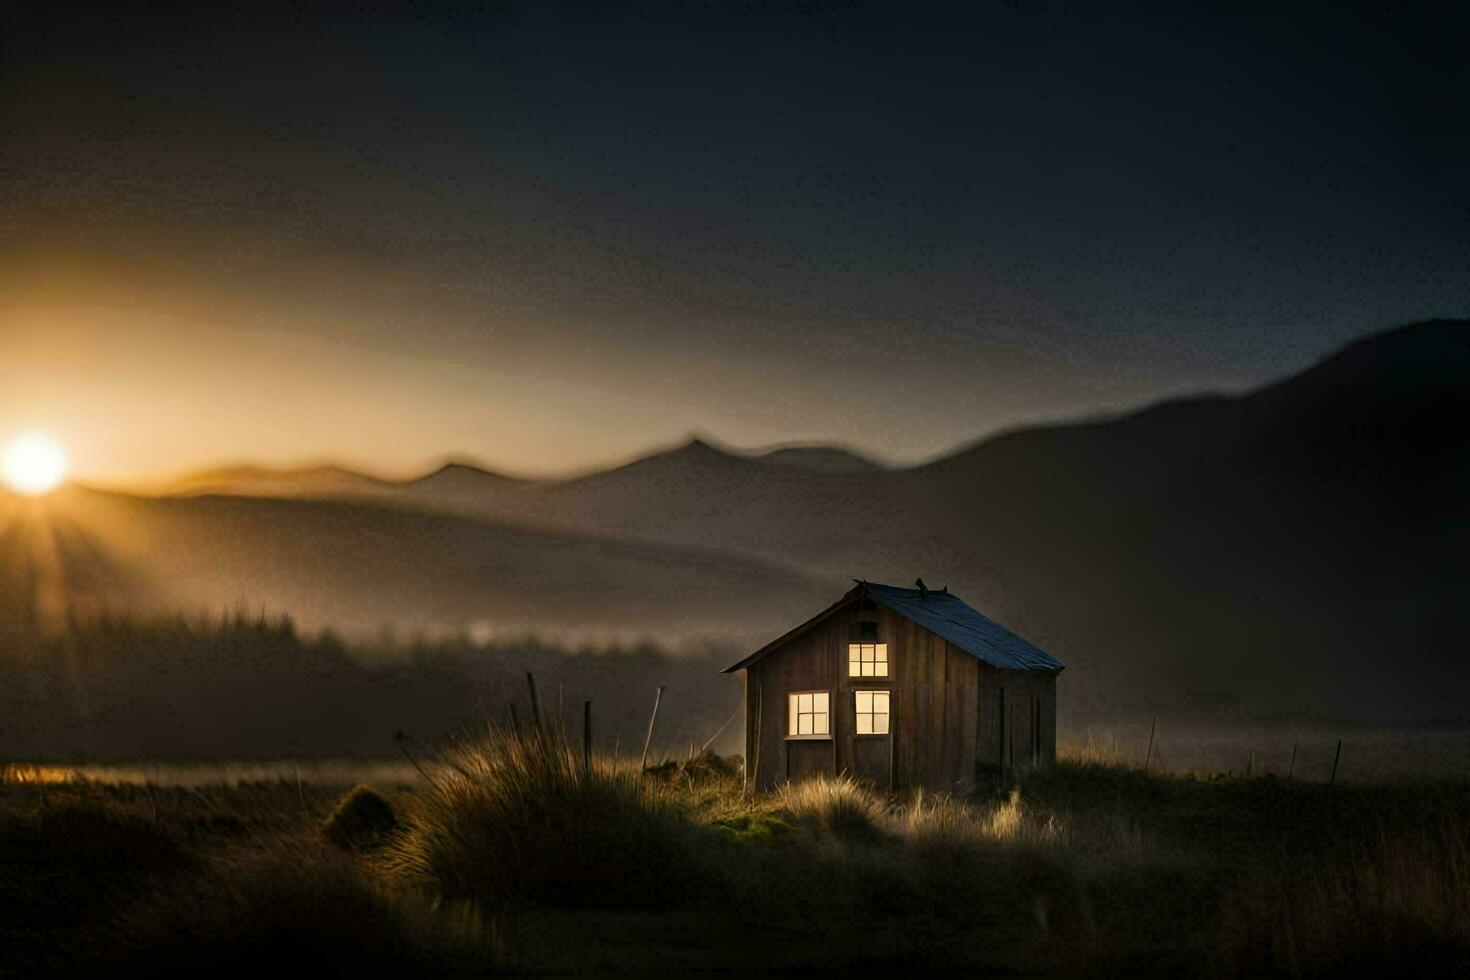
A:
[387,728,713,909]
[322,784,398,851]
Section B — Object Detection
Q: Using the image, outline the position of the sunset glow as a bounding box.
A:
[2,432,68,495]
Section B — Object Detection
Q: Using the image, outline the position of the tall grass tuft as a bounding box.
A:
[386,727,711,909]
[776,776,889,843]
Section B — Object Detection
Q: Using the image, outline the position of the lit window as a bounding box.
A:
[855,690,890,734]
[788,691,830,738]
[847,643,888,677]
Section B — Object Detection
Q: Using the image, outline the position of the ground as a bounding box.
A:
[1,733,1465,976]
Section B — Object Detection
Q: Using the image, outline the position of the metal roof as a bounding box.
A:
[723,580,1064,673]
[861,582,1064,672]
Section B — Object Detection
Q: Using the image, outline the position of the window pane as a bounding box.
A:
[814,692,828,713]
[799,714,813,735]
[874,692,889,712]
[856,691,871,712]
[862,645,874,662]
[873,713,888,734]
[874,662,888,677]
[856,714,872,734]
[799,693,812,713]
[862,662,874,677]
[813,712,828,734]
[848,652,861,676]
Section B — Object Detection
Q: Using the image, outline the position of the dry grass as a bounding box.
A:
[777,775,889,842]
[4,743,1466,975]
[1216,816,1470,975]
[104,837,495,972]
[385,726,713,910]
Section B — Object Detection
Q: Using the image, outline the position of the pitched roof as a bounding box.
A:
[861,582,1064,672]
[723,581,1064,673]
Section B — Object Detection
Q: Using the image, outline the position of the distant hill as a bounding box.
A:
[74,319,1470,719]
[754,444,886,473]
[159,462,398,500]
[0,487,831,643]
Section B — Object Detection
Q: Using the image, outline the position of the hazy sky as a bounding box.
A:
[3,2,1467,482]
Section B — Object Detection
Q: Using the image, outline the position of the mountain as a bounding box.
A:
[160,462,397,500]
[95,319,1470,718]
[897,319,1469,718]
[754,444,886,473]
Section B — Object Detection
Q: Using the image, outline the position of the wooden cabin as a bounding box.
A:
[725,580,1064,792]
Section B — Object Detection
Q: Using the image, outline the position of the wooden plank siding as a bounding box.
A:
[744,597,1057,792]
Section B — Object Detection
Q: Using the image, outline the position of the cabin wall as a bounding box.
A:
[975,665,1057,776]
[744,600,1058,792]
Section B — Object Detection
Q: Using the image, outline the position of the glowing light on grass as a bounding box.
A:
[2,431,68,495]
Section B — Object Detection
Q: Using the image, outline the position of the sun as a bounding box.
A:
[2,431,69,496]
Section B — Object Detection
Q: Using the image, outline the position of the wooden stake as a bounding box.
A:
[1288,739,1298,781]
[750,680,762,792]
[1144,716,1157,773]
[1330,739,1342,785]
[526,673,541,731]
[582,700,592,773]
[640,685,665,773]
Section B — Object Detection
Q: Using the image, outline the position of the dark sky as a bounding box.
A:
[3,1,1467,480]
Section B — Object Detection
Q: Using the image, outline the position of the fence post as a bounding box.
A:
[1330,739,1342,785]
[1144,716,1157,773]
[640,685,665,773]
[508,703,520,739]
[582,700,592,773]
[526,673,541,732]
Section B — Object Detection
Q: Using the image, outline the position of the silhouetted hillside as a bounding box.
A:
[71,320,1470,719]
[754,444,886,473]
[0,488,831,642]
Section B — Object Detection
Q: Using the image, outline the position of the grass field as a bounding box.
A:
[2,730,1466,976]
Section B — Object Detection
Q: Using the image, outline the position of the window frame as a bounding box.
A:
[847,642,889,679]
[785,689,832,741]
[853,689,892,736]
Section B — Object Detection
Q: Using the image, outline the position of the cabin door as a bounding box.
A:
[850,689,893,790]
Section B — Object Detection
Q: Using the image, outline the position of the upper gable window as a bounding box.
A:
[848,643,888,677]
